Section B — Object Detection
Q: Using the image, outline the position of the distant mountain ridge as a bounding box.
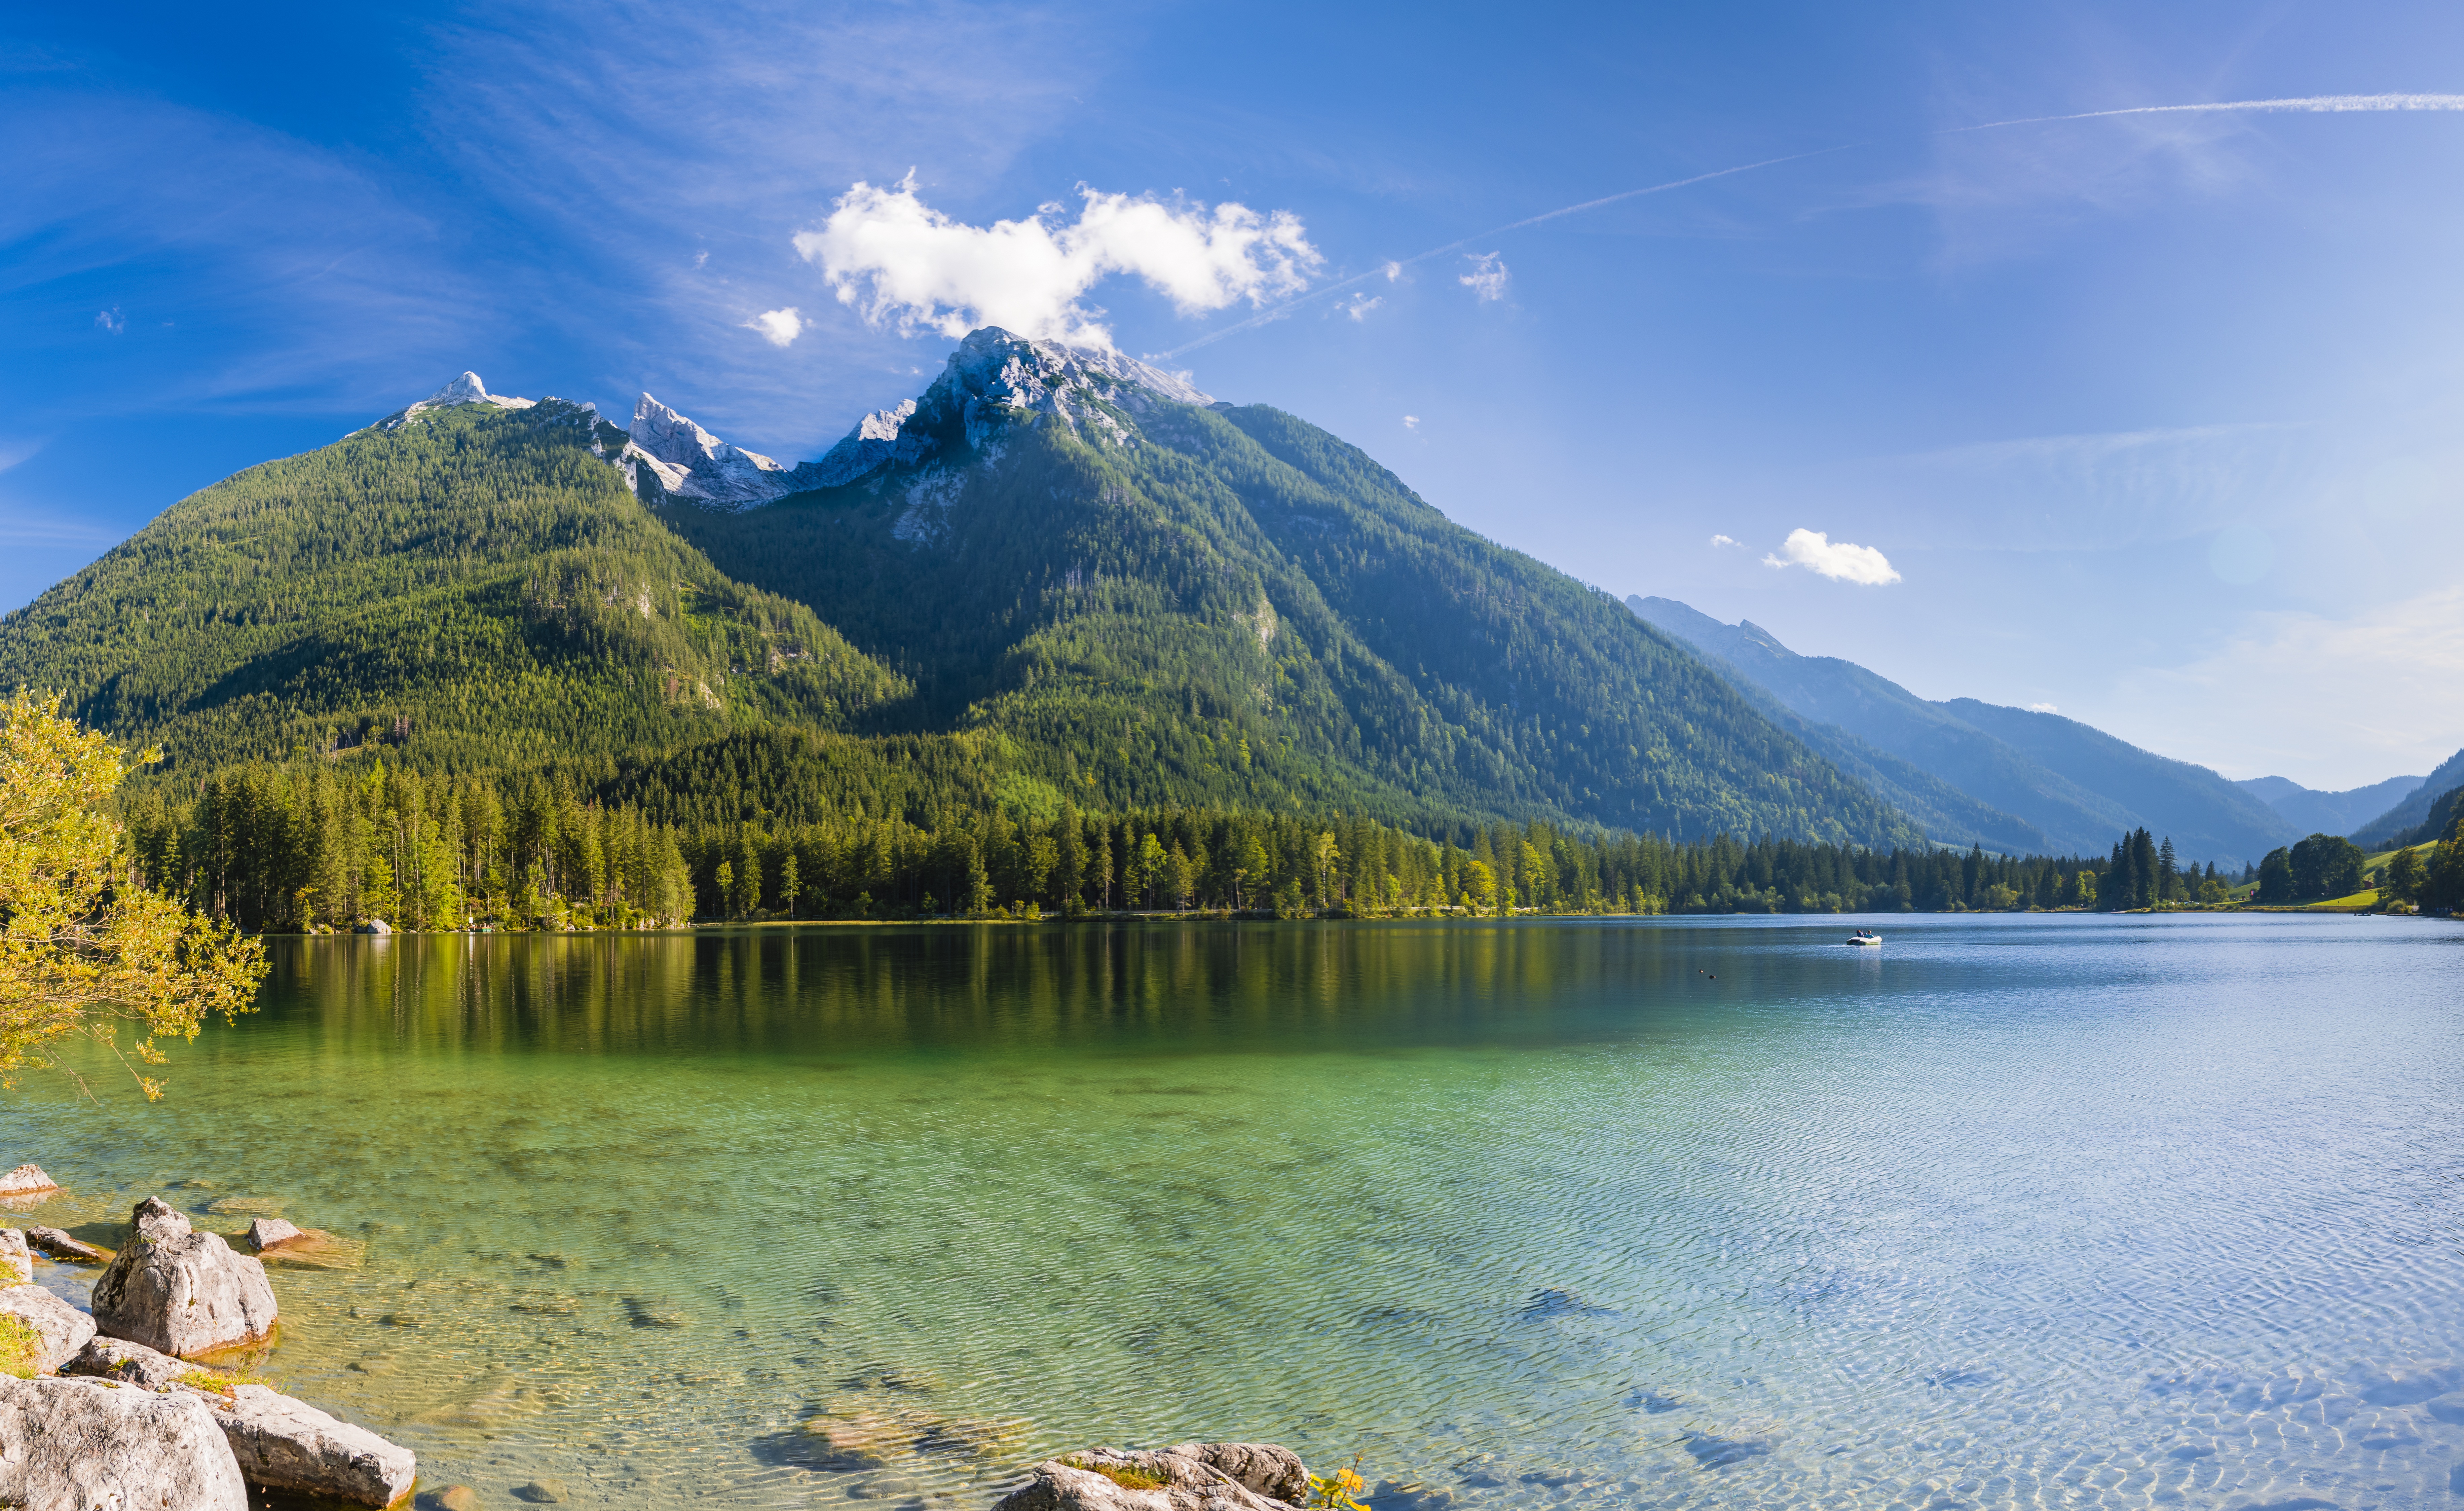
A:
[2236,773,2423,839]
[1627,595,2298,865]
[2351,746,2464,847]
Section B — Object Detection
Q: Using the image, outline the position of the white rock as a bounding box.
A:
[358,918,392,935]
[995,1443,1306,1511]
[0,1282,97,1373]
[0,1165,58,1200]
[626,393,805,508]
[90,1197,279,1359]
[246,1217,304,1253]
[65,1334,194,1390]
[0,1231,26,1287]
[0,1375,248,1510]
[211,1383,418,1507]
[369,372,538,433]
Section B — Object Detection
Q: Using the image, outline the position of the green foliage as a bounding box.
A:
[0,1315,39,1379]
[0,401,903,777]
[2287,832,2366,902]
[1061,1458,1168,1491]
[1306,1461,1371,1511]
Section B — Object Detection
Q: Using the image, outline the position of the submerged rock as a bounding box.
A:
[758,1398,1030,1472]
[257,1226,366,1270]
[0,1278,98,1373]
[996,1443,1308,1511]
[0,1375,249,1509]
[90,1195,280,1358]
[0,1165,59,1201]
[26,1225,111,1263]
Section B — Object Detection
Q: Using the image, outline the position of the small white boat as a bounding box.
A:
[1846,930,1882,947]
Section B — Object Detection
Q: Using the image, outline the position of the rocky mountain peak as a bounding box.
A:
[372,371,537,432]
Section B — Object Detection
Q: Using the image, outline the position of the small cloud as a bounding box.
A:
[1340,293,1382,322]
[694,251,710,268]
[1460,252,1509,302]
[744,307,804,347]
[1708,533,1740,548]
[1381,260,1403,282]
[2028,702,2060,713]
[1403,415,1420,430]
[1762,528,1902,585]
[94,307,125,334]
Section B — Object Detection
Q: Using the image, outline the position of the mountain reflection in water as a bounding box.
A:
[3,914,2457,1511]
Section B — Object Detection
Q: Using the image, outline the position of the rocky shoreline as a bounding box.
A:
[1,1163,1367,1511]
[0,1168,418,1508]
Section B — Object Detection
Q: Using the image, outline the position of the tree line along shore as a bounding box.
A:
[113,757,2464,934]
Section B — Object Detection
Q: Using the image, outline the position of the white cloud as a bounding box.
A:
[1403,415,1420,430]
[1341,293,1382,322]
[2028,702,2059,713]
[744,307,805,346]
[1763,528,1903,585]
[2106,583,2464,786]
[693,250,709,268]
[1459,251,1509,302]
[1708,533,1740,548]
[94,307,124,334]
[793,174,1320,349]
[1381,260,1403,281]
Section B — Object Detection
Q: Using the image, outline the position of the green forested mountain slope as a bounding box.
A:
[658,331,1913,845]
[2,331,1915,851]
[0,400,905,774]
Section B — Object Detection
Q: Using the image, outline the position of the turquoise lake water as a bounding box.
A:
[5,913,2461,1510]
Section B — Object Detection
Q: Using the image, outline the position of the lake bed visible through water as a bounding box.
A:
[6,914,2461,1510]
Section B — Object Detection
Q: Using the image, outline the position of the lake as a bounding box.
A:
[6,913,2461,1510]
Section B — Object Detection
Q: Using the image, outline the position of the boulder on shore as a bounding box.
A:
[0,1277,98,1374]
[0,1375,249,1510]
[0,1230,27,1286]
[996,1443,1309,1511]
[211,1382,418,1507]
[69,1337,419,1506]
[26,1225,112,1263]
[66,1334,196,1390]
[0,1165,59,1201]
[90,1195,279,1358]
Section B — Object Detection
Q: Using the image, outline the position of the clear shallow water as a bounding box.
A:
[5,913,2462,1511]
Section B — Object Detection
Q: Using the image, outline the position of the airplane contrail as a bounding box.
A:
[1953,92,2464,132]
[1151,94,2464,362]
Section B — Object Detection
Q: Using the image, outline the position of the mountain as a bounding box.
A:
[0,390,904,775]
[0,331,1915,849]
[1627,595,2297,865]
[2352,746,2464,847]
[647,330,1916,844]
[2236,773,2423,839]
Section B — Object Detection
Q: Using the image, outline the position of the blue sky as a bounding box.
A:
[8,1,2464,789]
